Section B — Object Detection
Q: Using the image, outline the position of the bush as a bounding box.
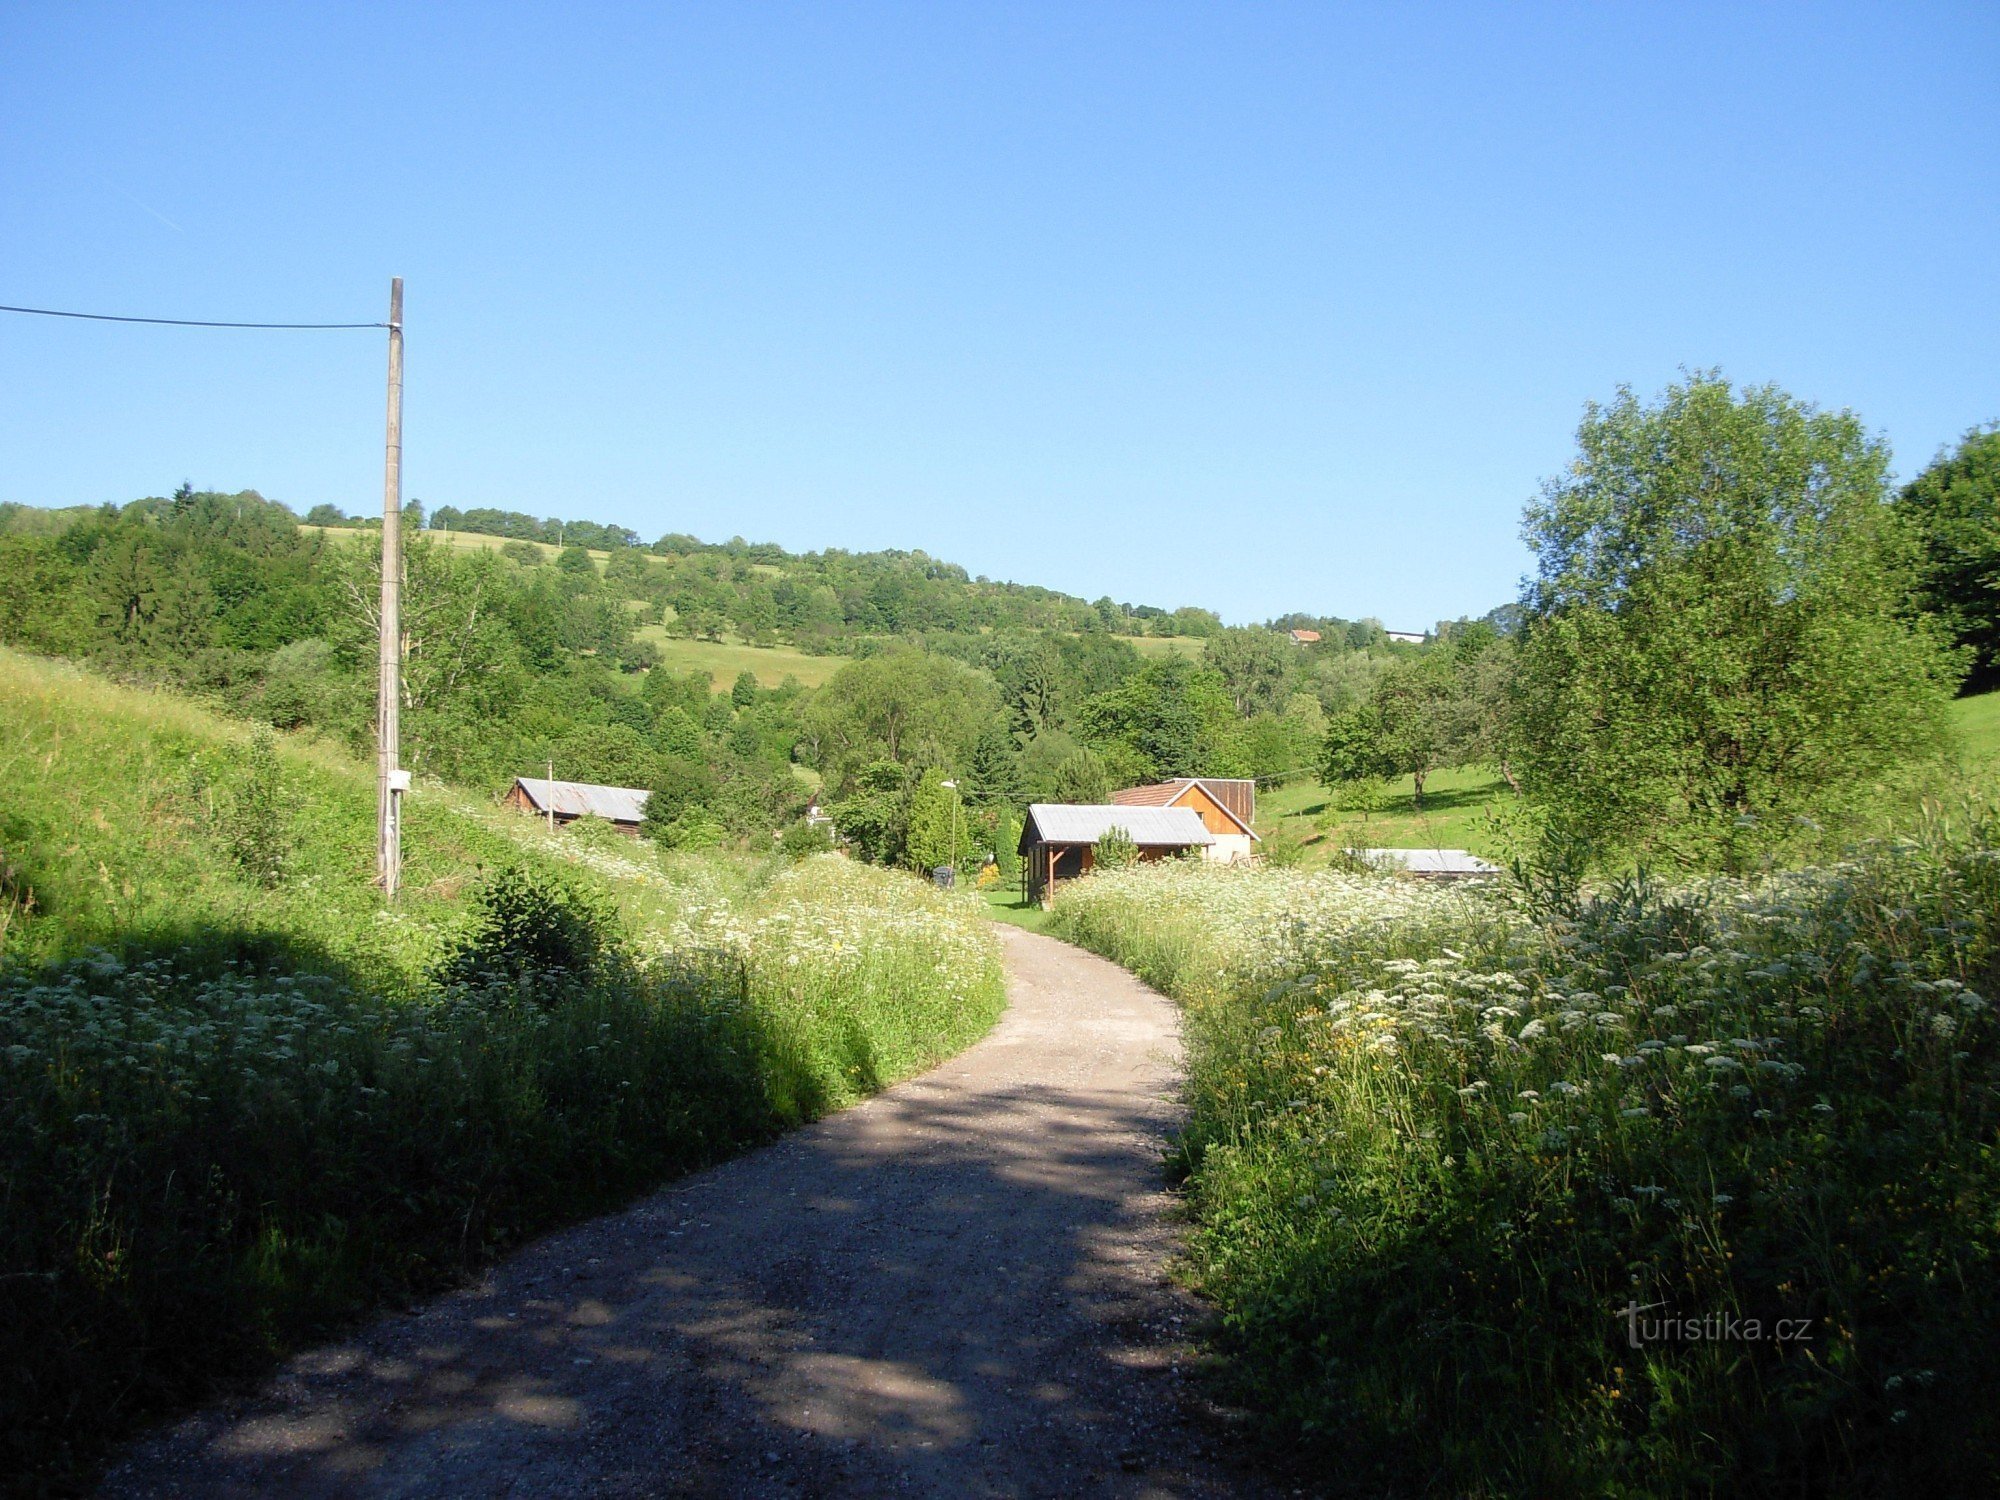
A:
[440,865,621,996]
[1092,825,1139,870]
[216,728,293,889]
[780,819,835,858]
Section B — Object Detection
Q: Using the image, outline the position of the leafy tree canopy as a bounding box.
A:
[1512,372,1959,868]
[1897,422,2000,693]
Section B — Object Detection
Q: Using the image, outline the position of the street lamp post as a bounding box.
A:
[939,779,961,882]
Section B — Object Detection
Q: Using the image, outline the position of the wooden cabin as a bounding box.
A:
[1110,778,1260,863]
[505,776,650,835]
[1018,803,1212,907]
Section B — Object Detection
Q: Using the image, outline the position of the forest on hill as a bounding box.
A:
[0,485,1460,875]
[2,381,1993,883]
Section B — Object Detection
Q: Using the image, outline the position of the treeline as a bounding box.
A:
[0,485,1444,880]
[12,371,1974,884]
[0,490,803,825]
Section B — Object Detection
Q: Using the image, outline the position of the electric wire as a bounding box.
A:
[0,302,388,330]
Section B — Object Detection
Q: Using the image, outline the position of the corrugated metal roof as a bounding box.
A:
[512,777,651,824]
[1353,848,1499,875]
[1024,803,1213,847]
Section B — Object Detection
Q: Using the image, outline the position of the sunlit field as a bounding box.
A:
[632,622,852,690]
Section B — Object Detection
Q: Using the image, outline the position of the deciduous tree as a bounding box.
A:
[1513,373,1958,868]
[1897,422,2000,692]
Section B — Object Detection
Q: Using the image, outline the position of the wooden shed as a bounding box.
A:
[1111,778,1260,863]
[1017,803,1212,906]
[505,776,651,835]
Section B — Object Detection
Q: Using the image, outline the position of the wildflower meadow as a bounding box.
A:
[0,652,1003,1489]
[1053,831,2000,1494]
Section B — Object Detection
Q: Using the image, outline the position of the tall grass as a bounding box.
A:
[0,650,1003,1491]
[1053,834,2000,1495]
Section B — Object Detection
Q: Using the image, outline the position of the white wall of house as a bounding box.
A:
[1203,833,1256,864]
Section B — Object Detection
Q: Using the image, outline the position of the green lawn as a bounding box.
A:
[1249,689,2000,870]
[1956,688,2000,767]
[1128,634,1207,660]
[1256,762,1514,865]
[981,881,1054,932]
[635,625,852,689]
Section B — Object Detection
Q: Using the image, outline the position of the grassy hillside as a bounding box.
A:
[1256,764,1514,864]
[1249,689,2000,869]
[0,647,1001,1489]
[634,623,851,690]
[300,522,638,569]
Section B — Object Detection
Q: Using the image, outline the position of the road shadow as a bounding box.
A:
[99,1057,1276,1498]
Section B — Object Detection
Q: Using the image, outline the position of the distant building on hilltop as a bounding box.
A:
[505,776,650,835]
[1111,778,1259,864]
[1384,629,1427,645]
[1287,628,1321,645]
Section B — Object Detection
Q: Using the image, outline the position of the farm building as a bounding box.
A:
[1384,629,1427,645]
[1111,778,1260,863]
[1287,628,1321,645]
[505,776,650,834]
[1352,847,1499,880]
[1018,803,1212,906]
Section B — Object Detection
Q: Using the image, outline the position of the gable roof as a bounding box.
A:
[1110,778,1259,838]
[511,776,651,824]
[1021,803,1213,848]
[1288,629,1321,643]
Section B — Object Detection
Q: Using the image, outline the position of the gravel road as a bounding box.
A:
[99,926,1282,1498]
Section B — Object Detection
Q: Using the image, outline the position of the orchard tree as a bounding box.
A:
[1513,373,1958,868]
[1897,422,2000,692]
[1318,649,1472,807]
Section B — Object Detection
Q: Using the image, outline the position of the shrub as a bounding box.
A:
[440,865,620,995]
[217,728,293,889]
[1092,825,1139,871]
[780,819,835,858]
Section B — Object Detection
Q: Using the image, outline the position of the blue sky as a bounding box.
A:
[3,3,1994,627]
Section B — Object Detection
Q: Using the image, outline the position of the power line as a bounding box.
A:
[0,302,388,330]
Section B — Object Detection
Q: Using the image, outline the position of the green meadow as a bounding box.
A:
[1250,689,2000,868]
[633,623,852,690]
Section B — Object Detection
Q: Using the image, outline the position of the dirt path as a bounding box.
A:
[100,927,1281,1498]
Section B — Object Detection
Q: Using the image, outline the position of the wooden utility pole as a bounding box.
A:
[377,277,405,897]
